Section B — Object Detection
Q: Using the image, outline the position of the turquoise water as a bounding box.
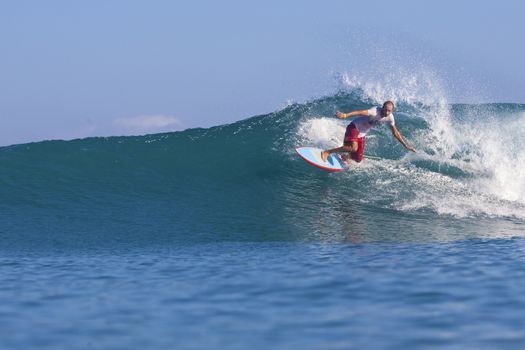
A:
[1,92,525,349]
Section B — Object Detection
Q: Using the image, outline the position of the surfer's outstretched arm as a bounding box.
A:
[335,110,369,119]
[390,125,416,153]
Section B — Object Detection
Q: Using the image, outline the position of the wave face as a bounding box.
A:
[2,92,525,250]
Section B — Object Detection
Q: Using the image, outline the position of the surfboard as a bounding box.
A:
[295,147,345,172]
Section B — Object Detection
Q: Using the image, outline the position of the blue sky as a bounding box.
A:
[1,0,524,146]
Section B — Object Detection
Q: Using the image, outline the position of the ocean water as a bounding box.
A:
[1,91,525,349]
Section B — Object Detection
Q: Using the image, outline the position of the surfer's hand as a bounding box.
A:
[406,145,417,153]
[335,111,346,119]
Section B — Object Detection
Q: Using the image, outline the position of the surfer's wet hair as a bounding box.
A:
[383,101,395,109]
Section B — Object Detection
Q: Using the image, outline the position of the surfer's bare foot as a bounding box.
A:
[321,151,330,162]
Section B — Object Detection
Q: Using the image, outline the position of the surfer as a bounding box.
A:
[321,101,416,163]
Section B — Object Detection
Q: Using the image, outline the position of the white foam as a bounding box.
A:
[404,110,525,219]
[296,117,346,149]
